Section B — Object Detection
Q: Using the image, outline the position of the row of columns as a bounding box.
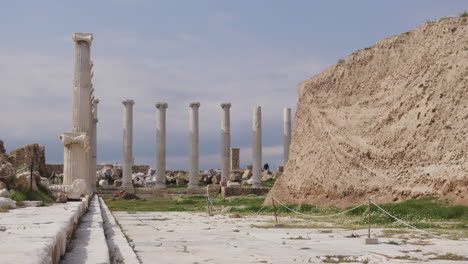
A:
[120,102,292,189]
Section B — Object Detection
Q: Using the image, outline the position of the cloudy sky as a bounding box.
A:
[0,1,466,170]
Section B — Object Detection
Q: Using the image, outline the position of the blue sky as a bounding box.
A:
[0,1,466,170]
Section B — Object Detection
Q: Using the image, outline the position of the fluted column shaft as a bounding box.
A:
[91,99,99,190]
[220,103,231,186]
[252,106,262,188]
[155,102,168,189]
[62,32,93,191]
[122,100,135,188]
[283,108,292,165]
[188,102,200,190]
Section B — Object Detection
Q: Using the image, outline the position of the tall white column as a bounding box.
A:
[62,32,93,193]
[252,106,262,188]
[122,100,135,189]
[220,103,231,186]
[283,107,292,165]
[91,98,99,191]
[188,102,200,190]
[155,102,168,189]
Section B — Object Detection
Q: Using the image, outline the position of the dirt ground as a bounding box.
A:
[113,212,468,263]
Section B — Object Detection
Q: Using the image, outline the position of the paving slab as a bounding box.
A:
[113,211,468,264]
[0,196,89,264]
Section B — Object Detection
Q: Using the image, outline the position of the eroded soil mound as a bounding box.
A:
[267,17,468,207]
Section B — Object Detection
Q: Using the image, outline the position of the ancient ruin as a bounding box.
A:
[155,102,168,189]
[60,32,94,192]
[121,100,135,190]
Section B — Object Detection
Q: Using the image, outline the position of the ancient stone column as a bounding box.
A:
[122,100,135,189]
[155,102,168,189]
[188,102,200,190]
[283,107,292,165]
[220,103,231,186]
[61,32,93,192]
[91,98,99,190]
[252,106,262,188]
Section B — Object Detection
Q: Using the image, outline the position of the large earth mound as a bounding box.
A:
[267,17,468,207]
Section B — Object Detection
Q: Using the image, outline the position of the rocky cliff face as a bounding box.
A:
[267,17,468,207]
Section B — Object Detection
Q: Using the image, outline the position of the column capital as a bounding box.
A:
[189,102,200,108]
[72,32,93,44]
[220,102,231,109]
[122,99,135,106]
[155,102,168,109]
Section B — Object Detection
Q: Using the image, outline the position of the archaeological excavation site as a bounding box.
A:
[0,3,467,264]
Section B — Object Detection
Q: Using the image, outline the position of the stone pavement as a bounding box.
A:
[0,196,89,264]
[113,212,468,264]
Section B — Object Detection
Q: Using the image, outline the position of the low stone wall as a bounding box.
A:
[221,187,270,197]
[0,196,90,264]
[45,163,64,176]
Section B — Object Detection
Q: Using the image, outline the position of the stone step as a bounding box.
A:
[61,195,110,264]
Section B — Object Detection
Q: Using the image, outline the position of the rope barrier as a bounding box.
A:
[272,197,367,218]
[254,204,267,215]
[207,196,219,212]
[370,201,445,239]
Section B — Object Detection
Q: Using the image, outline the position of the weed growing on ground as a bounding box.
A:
[430,253,468,261]
[460,11,468,17]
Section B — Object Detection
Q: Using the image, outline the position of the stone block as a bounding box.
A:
[365,238,379,244]
[207,184,221,194]
[221,186,270,197]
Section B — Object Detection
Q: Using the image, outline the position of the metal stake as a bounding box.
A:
[368,199,371,238]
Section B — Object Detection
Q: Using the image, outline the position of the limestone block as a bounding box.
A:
[229,172,242,182]
[176,177,187,186]
[49,179,87,200]
[207,184,221,194]
[22,200,43,207]
[242,169,252,179]
[221,186,270,197]
[262,171,274,182]
[227,181,240,187]
[99,180,109,188]
[0,188,11,198]
[0,197,16,209]
[54,192,68,203]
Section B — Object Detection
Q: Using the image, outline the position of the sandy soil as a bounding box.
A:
[268,17,468,207]
[113,212,468,264]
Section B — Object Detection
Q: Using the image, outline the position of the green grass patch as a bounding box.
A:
[261,179,275,188]
[10,184,55,205]
[430,253,468,261]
